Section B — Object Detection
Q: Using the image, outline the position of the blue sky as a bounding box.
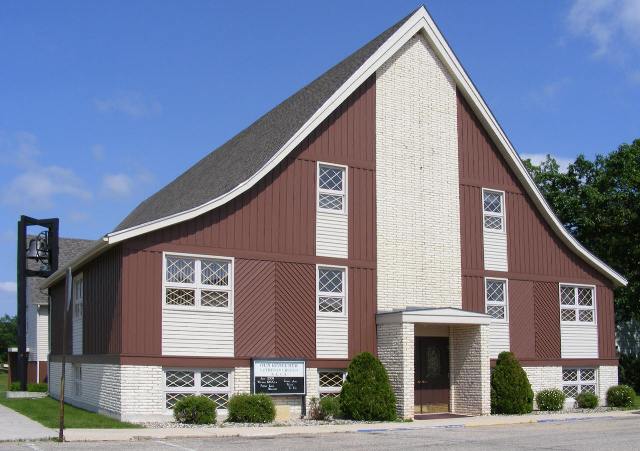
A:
[1,0,639,315]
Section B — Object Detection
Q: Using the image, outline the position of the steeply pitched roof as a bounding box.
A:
[114,9,417,232]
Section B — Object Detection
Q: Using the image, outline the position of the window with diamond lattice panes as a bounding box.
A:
[317,267,346,315]
[482,189,504,231]
[319,370,346,398]
[485,279,507,321]
[559,285,594,324]
[562,368,596,398]
[318,164,346,213]
[164,254,233,310]
[165,369,231,410]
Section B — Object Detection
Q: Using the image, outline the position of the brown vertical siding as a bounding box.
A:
[597,286,617,359]
[49,281,69,355]
[461,275,484,314]
[534,282,561,360]
[509,280,535,360]
[348,267,377,357]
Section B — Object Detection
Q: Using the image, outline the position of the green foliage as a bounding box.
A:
[27,383,48,393]
[490,352,533,414]
[535,389,566,411]
[173,395,217,424]
[619,354,640,393]
[227,394,275,423]
[319,396,341,419]
[308,396,323,420]
[339,352,396,421]
[607,385,636,407]
[9,382,20,391]
[0,315,17,363]
[575,392,599,409]
[523,141,640,322]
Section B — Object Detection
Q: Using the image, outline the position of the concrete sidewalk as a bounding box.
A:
[0,404,55,441]
[61,410,637,442]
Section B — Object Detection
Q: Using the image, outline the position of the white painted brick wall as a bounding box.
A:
[376,31,461,311]
[305,367,320,415]
[450,324,490,415]
[234,366,250,394]
[523,366,562,410]
[377,322,414,418]
[120,365,165,422]
[598,365,618,406]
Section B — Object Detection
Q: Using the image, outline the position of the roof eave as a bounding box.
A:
[40,238,110,289]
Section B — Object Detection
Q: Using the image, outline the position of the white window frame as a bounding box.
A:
[482,188,506,233]
[73,364,82,397]
[317,162,348,215]
[316,265,348,318]
[163,368,232,412]
[562,367,597,399]
[484,277,508,322]
[559,283,596,325]
[162,252,234,313]
[318,369,347,398]
[72,273,83,322]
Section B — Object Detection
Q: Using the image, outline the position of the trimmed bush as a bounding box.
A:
[575,392,599,409]
[173,395,217,424]
[490,351,533,414]
[9,382,20,391]
[339,352,396,421]
[319,396,341,419]
[535,389,565,411]
[27,383,48,393]
[227,394,275,423]
[606,385,636,408]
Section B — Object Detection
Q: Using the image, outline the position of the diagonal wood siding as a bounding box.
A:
[534,282,561,359]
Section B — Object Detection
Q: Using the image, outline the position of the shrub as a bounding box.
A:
[606,385,636,408]
[319,396,341,419]
[575,392,599,409]
[619,354,640,394]
[490,351,533,414]
[9,382,20,391]
[227,394,275,423]
[339,352,396,421]
[308,397,323,420]
[535,389,565,411]
[173,395,217,424]
[27,383,48,393]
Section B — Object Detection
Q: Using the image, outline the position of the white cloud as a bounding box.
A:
[521,153,574,172]
[0,131,41,168]
[0,282,16,295]
[94,91,162,118]
[102,173,133,197]
[91,144,105,161]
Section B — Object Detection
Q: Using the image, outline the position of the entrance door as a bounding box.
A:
[414,337,450,414]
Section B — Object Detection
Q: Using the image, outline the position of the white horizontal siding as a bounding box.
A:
[316,316,348,358]
[26,303,38,361]
[561,324,598,358]
[162,308,234,357]
[316,211,348,258]
[489,321,510,359]
[483,231,508,271]
[37,307,49,361]
[72,316,82,356]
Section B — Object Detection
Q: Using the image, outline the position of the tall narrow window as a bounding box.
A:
[72,274,83,355]
[318,164,346,214]
[73,276,83,322]
[485,279,507,321]
[483,189,505,232]
[73,364,82,397]
[317,266,346,315]
[560,285,595,324]
[164,254,233,310]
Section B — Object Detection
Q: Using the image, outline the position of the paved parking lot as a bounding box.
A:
[2,415,639,450]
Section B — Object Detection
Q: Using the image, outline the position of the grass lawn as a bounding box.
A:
[0,372,138,429]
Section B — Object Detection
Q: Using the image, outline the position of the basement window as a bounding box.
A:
[163,254,233,310]
[164,369,231,410]
[318,370,346,398]
[562,368,597,398]
[318,163,347,214]
[482,189,505,232]
[560,285,595,324]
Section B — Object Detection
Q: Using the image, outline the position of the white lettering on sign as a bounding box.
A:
[253,360,305,378]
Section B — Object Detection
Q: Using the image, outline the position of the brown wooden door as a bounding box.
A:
[414,337,450,413]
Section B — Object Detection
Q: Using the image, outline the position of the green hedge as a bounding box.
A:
[308,396,342,420]
[606,385,636,408]
[173,395,217,424]
[227,394,275,423]
[490,352,533,414]
[535,389,565,411]
[339,352,396,421]
[575,392,599,408]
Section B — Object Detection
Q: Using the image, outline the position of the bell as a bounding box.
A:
[26,239,39,259]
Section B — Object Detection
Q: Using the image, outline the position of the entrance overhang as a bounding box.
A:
[376,307,492,326]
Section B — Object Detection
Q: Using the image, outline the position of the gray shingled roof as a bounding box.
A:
[27,237,96,305]
[114,10,416,232]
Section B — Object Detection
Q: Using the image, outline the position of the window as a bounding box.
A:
[317,266,346,315]
[485,279,507,321]
[482,189,505,232]
[73,275,83,321]
[562,368,597,398]
[73,364,82,397]
[318,370,346,398]
[318,163,346,213]
[164,369,231,410]
[560,285,595,324]
[164,254,233,310]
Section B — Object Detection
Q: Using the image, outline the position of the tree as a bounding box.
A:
[0,315,17,363]
[522,139,640,322]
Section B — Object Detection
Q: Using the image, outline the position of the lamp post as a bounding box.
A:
[16,216,58,391]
